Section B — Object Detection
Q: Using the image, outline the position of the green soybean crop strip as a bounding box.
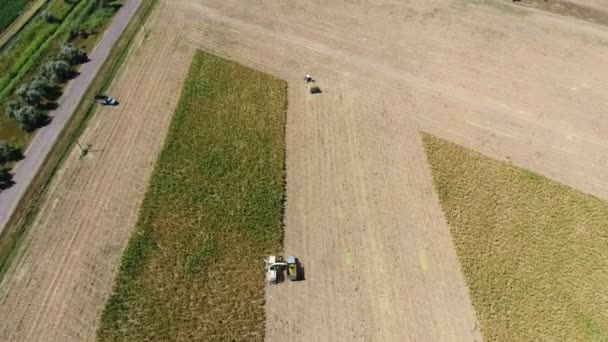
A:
[98,51,287,341]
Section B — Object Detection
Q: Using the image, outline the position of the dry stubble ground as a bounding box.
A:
[1,0,608,341]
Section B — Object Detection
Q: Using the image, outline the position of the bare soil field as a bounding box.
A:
[514,0,608,25]
[1,0,608,340]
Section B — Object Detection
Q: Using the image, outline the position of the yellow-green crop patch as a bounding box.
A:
[422,133,608,341]
[97,51,286,341]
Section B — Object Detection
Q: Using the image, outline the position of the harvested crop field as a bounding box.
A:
[98,50,286,341]
[423,133,608,341]
[1,0,608,340]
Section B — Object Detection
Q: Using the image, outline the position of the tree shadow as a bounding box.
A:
[40,114,53,127]
[0,170,15,191]
[66,69,81,81]
[24,114,53,133]
[108,3,123,11]
[40,102,59,111]
[0,146,24,164]
[8,148,24,163]
[46,85,63,101]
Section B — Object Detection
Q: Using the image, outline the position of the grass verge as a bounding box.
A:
[0,0,159,285]
[97,51,287,341]
[422,133,608,341]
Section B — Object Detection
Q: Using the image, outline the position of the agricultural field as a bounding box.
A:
[423,133,608,341]
[98,51,286,340]
[1,0,608,341]
[0,0,30,34]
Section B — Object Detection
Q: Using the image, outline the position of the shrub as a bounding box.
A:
[30,78,52,98]
[16,84,43,107]
[5,101,21,119]
[59,43,87,65]
[12,104,46,132]
[0,141,11,164]
[40,59,72,83]
[44,12,57,23]
[0,141,21,164]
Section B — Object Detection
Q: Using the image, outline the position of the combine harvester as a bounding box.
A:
[265,255,303,283]
[265,256,286,284]
[304,74,321,94]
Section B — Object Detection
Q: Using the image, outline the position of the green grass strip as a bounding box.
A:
[46,0,76,21]
[422,133,608,341]
[0,19,58,95]
[98,51,287,341]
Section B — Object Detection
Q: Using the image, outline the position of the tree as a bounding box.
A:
[59,43,87,65]
[30,78,51,98]
[5,101,21,119]
[40,59,72,82]
[13,105,46,132]
[0,141,20,164]
[44,12,56,23]
[16,83,43,107]
[0,168,13,189]
[97,0,109,8]
[0,141,11,163]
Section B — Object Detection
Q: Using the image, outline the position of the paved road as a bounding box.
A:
[0,0,142,234]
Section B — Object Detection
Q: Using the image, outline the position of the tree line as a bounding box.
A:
[0,141,21,189]
[5,44,87,132]
[1,44,87,189]
[1,0,112,190]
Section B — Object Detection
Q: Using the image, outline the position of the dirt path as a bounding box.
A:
[0,0,142,237]
[1,0,608,340]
